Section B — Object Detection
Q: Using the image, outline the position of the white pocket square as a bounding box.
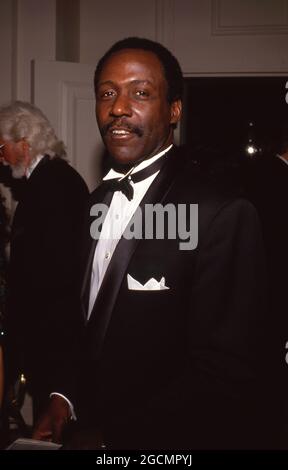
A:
[127,274,170,291]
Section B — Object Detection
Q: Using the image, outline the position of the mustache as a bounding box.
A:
[100,120,144,137]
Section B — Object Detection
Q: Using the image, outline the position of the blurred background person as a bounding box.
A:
[244,122,288,444]
[0,101,88,424]
[0,190,8,409]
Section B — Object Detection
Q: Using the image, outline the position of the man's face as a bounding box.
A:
[0,139,23,166]
[0,138,28,178]
[95,49,182,167]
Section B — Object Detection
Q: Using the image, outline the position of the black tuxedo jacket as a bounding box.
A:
[247,156,288,430]
[5,156,88,401]
[74,147,275,449]
[252,156,288,276]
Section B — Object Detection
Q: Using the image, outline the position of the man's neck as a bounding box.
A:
[110,144,173,174]
[104,144,173,181]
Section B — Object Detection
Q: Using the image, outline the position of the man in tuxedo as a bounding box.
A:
[0,101,88,421]
[34,38,277,449]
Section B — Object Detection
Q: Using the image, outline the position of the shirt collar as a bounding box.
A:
[103,144,173,181]
[26,154,45,178]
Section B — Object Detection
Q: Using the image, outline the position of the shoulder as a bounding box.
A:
[44,157,87,184]
[175,147,245,207]
[35,157,88,197]
[172,147,260,234]
[26,158,88,214]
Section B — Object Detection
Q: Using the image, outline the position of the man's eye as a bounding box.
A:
[135,90,149,97]
[100,90,115,98]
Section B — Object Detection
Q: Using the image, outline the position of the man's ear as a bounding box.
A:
[170,99,182,126]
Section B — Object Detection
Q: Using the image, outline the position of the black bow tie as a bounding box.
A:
[104,153,168,201]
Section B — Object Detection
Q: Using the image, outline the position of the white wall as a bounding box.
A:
[15,0,56,101]
[0,0,14,105]
[173,0,288,75]
[79,0,159,64]
[1,0,287,104]
[0,0,56,104]
[78,0,288,74]
[0,0,57,104]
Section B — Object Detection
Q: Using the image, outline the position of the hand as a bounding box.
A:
[32,395,71,443]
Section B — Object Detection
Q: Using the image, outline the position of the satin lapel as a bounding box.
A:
[86,147,183,358]
[80,185,113,319]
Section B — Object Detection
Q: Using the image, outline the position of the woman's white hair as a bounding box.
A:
[0,101,67,159]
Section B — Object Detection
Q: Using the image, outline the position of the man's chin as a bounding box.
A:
[105,154,135,173]
[111,159,135,173]
[108,151,149,173]
[11,164,26,179]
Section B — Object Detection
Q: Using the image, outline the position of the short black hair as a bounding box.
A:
[94,37,183,104]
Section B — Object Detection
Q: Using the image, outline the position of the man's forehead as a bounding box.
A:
[102,49,163,72]
[98,49,166,85]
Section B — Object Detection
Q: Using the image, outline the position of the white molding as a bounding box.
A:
[11,0,18,100]
[155,0,175,49]
[183,71,288,77]
[60,80,95,168]
[211,0,288,36]
[14,0,56,101]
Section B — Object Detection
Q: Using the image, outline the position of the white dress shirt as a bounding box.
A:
[87,144,173,319]
[25,154,44,178]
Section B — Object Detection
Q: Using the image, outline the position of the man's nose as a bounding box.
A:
[110,93,132,117]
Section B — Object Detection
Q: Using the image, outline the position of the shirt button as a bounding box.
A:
[115,214,120,220]
[105,252,111,260]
